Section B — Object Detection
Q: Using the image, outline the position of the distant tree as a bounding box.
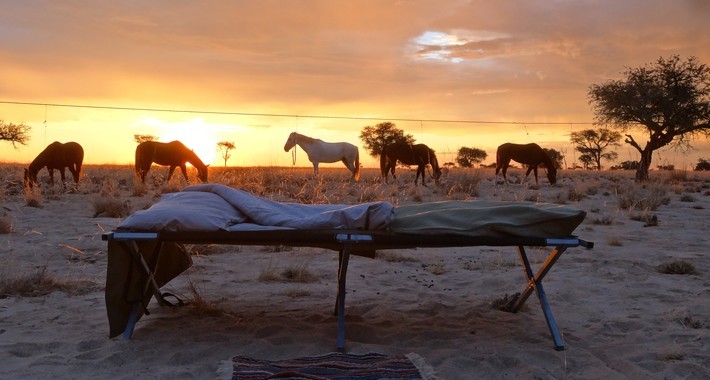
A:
[589,55,710,181]
[542,148,564,169]
[695,158,710,171]
[359,122,415,157]
[216,141,236,167]
[0,119,31,148]
[578,154,594,170]
[570,128,622,170]
[134,134,157,144]
[455,147,487,168]
[656,164,675,171]
[611,160,640,170]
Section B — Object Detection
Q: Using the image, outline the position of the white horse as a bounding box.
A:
[283,132,361,181]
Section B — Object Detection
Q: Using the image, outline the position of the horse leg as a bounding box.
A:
[48,168,55,186]
[418,165,426,187]
[167,166,177,182]
[59,168,68,188]
[179,164,189,182]
[312,162,319,176]
[532,166,539,185]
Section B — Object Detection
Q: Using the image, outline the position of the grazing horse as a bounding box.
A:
[135,141,209,184]
[283,132,360,181]
[380,142,442,186]
[495,143,557,185]
[24,141,84,189]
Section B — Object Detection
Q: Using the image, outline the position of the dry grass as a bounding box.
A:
[0,215,12,234]
[23,184,42,208]
[185,279,229,317]
[257,257,317,283]
[616,181,671,211]
[91,197,131,217]
[657,260,698,275]
[0,266,98,298]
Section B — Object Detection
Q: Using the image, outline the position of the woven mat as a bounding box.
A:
[217,352,437,380]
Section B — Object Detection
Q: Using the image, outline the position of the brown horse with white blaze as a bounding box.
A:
[380,142,442,186]
[24,141,84,189]
[135,141,209,184]
[495,143,557,185]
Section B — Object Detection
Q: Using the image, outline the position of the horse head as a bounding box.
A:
[198,164,209,183]
[284,132,297,152]
[432,166,442,185]
[428,147,442,185]
[546,166,557,185]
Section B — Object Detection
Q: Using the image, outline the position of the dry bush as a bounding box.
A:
[607,236,624,246]
[375,250,419,263]
[616,182,670,211]
[0,266,98,298]
[422,261,446,275]
[185,279,228,317]
[23,184,42,207]
[442,169,481,199]
[663,170,688,184]
[679,194,696,202]
[285,288,312,298]
[281,261,317,283]
[490,292,524,312]
[258,259,281,281]
[257,258,317,283]
[92,197,131,218]
[0,215,12,234]
[657,260,698,275]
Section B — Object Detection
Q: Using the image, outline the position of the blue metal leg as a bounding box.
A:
[336,245,351,352]
[513,245,567,351]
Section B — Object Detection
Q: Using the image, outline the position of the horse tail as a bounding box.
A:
[354,148,361,182]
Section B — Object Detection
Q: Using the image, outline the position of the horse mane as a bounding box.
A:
[427,147,440,170]
[294,132,318,145]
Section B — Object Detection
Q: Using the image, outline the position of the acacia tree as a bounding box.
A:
[0,119,31,148]
[570,128,622,170]
[455,147,487,167]
[216,141,236,167]
[134,134,157,144]
[589,55,710,181]
[359,121,415,157]
[542,148,565,169]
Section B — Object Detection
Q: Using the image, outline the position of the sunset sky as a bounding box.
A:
[1,0,709,170]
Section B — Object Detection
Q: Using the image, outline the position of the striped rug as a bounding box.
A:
[217,352,436,380]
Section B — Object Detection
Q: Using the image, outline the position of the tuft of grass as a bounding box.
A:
[23,184,42,208]
[657,260,698,275]
[616,182,671,211]
[281,262,317,283]
[491,293,524,312]
[0,266,98,298]
[679,194,696,202]
[91,197,131,218]
[422,261,446,275]
[258,259,281,281]
[285,288,312,298]
[375,250,419,263]
[185,279,227,317]
[607,236,624,246]
[0,215,12,234]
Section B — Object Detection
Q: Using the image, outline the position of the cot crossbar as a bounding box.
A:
[103,230,592,351]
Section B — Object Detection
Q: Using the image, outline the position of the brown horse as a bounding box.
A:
[380,142,442,186]
[135,141,209,184]
[24,141,84,189]
[495,143,557,185]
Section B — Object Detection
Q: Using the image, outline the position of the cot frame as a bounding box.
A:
[103,229,593,351]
